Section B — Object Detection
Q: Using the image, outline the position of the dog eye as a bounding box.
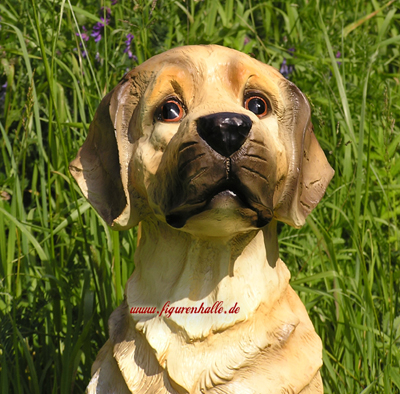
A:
[244,96,269,118]
[160,100,184,122]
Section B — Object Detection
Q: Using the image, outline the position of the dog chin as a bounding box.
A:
[166,190,264,237]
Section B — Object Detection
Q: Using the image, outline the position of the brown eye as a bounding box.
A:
[244,96,269,118]
[160,100,184,122]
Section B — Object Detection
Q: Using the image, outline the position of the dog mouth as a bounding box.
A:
[209,189,241,204]
[165,181,272,229]
[158,131,276,231]
[206,187,246,208]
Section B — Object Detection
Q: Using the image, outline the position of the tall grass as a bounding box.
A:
[0,0,399,393]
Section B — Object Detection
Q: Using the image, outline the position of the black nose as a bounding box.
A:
[197,112,252,157]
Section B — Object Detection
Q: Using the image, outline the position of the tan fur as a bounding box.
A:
[70,45,334,393]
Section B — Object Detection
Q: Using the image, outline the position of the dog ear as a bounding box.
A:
[274,82,334,228]
[69,71,143,230]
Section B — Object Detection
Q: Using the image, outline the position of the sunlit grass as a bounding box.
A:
[0,0,399,393]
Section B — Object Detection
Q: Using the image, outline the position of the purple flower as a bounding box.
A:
[91,21,104,42]
[74,47,86,58]
[95,52,101,62]
[280,58,289,76]
[0,82,7,110]
[91,10,111,43]
[125,33,134,46]
[100,7,112,17]
[244,36,250,45]
[124,33,137,60]
[76,25,90,41]
[111,0,118,4]
[336,51,342,66]
[279,58,295,79]
[75,26,89,57]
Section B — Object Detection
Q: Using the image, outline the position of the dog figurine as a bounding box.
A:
[70,45,334,394]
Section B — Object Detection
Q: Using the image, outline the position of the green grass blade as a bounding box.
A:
[319,13,355,143]
[0,208,47,261]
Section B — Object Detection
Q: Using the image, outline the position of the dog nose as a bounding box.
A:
[197,112,252,157]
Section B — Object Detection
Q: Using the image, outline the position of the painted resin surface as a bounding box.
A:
[70,45,334,393]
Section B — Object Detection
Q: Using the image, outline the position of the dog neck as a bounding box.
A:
[126,218,291,342]
[107,218,323,394]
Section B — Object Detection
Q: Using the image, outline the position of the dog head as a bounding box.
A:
[70,45,334,236]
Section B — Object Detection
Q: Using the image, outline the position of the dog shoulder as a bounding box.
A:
[87,339,131,394]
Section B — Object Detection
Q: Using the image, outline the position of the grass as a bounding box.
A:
[0,0,399,392]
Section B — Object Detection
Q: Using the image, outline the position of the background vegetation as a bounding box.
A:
[0,0,399,392]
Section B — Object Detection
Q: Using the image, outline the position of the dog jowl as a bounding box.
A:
[70,45,334,394]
